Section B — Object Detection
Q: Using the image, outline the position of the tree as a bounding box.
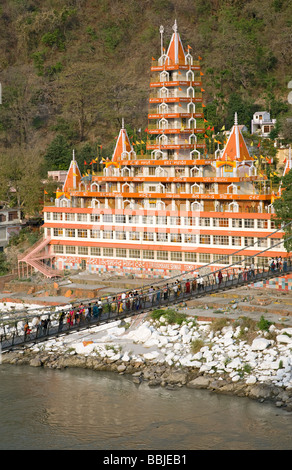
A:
[0,147,43,216]
[44,134,72,170]
[58,63,100,142]
[273,169,292,252]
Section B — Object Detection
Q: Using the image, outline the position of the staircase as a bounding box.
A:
[18,237,62,279]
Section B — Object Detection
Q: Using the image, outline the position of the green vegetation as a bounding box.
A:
[8,226,41,248]
[150,308,187,325]
[0,252,10,275]
[190,338,204,354]
[257,315,273,332]
[273,169,292,252]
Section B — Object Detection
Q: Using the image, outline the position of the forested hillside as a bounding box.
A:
[0,0,291,215]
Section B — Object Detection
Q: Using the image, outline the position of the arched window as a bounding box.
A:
[186,69,194,81]
[188,102,195,113]
[190,148,201,159]
[191,200,203,211]
[185,53,193,66]
[122,182,130,193]
[227,183,237,194]
[155,166,167,176]
[228,201,239,212]
[159,102,168,114]
[187,86,195,98]
[91,183,99,192]
[191,183,201,193]
[189,133,197,145]
[60,196,71,207]
[160,86,168,98]
[190,166,201,177]
[156,200,165,210]
[158,134,168,145]
[159,118,168,129]
[121,166,131,176]
[151,150,164,160]
[91,199,100,209]
[188,117,196,129]
[160,71,169,82]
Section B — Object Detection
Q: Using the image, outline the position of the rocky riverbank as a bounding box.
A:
[2,309,292,411]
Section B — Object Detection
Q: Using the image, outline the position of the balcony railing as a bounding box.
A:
[150,59,201,67]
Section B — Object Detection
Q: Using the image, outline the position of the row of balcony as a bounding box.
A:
[45,211,273,230]
[53,195,274,215]
[48,228,281,251]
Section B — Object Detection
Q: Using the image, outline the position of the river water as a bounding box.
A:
[0,364,291,450]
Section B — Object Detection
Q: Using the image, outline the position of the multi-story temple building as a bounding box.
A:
[19,21,287,279]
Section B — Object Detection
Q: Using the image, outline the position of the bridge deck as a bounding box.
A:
[1,264,291,352]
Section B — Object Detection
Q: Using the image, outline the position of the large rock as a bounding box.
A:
[276,334,292,344]
[29,357,42,367]
[251,338,271,351]
[162,369,188,385]
[187,376,210,389]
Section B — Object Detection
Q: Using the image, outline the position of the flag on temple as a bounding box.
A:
[202,103,206,107]
[200,71,204,75]
[204,119,208,122]
[44,190,48,194]
[198,56,202,60]
[188,45,192,49]
[257,141,261,147]
[84,160,87,165]
[201,88,205,92]
[221,125,225,130]
[152,57,155,60]
[250,141,253,146]
[141,140,145,144]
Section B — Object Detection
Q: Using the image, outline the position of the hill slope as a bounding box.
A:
[0,0,291,172]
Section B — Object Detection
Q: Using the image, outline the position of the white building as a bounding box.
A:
[251,111,276,136]
[0,206,23,251]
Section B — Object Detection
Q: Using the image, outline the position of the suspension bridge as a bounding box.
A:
[1,227,292,352]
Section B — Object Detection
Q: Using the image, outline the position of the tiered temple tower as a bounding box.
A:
[24,21,287,279]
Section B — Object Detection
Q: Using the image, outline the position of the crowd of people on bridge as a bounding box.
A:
[6,256,290,343]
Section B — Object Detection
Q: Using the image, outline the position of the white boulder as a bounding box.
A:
[251,338,271,351]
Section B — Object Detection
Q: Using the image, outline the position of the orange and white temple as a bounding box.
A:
[19,21,287,278]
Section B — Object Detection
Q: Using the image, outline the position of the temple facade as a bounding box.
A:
[20,22,288,279]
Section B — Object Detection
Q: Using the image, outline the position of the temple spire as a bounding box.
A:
[165,19,185,65]
[221,113,252,162]
[160,25,164,56]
